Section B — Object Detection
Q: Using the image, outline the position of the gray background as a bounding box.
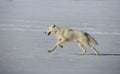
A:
[0,0,120,74]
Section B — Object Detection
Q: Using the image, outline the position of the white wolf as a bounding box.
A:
[46,25,99,56]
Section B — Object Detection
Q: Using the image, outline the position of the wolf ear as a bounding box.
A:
[53,24,56,28]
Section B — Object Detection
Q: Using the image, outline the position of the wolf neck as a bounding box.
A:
[54,25,66,36]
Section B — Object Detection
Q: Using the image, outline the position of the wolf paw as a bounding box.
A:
[60,45,63,48]
[48,50,52,52]
[81,52,86,55]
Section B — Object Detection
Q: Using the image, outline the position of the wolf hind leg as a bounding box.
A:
[77,41,87,55]
[81,39,99,56]
[89,45,99,56]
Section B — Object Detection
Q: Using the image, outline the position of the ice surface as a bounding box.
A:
[0,0,120,74]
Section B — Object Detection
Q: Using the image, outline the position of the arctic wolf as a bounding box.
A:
[46,25,99,56]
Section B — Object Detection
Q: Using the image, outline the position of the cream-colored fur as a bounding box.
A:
[46,25,99,55]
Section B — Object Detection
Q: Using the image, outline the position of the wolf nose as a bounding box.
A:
[44,32,47,34]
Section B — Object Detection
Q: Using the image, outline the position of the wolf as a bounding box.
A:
[45,25,99,55]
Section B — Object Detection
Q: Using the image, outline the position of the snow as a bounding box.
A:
[0,0,120,74]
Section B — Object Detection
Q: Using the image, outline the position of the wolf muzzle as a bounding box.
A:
[48,32,51,36]
[44,31,51,36]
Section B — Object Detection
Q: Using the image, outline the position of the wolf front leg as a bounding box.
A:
[48,38,65,52]
[48,45,57,52]
[56,38,65,48]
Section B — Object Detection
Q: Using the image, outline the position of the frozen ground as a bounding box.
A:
[0,0,120,74]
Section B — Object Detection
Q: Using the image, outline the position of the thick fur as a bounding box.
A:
[46,25,99,55]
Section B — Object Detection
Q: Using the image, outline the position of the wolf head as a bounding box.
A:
[46,25,57,36]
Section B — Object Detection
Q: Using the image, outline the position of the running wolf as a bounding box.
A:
[45,25,99,55]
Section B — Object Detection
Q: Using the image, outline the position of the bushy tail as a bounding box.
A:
[88,33,98,45]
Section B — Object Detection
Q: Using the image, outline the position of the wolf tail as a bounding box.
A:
[87,33,98,45]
